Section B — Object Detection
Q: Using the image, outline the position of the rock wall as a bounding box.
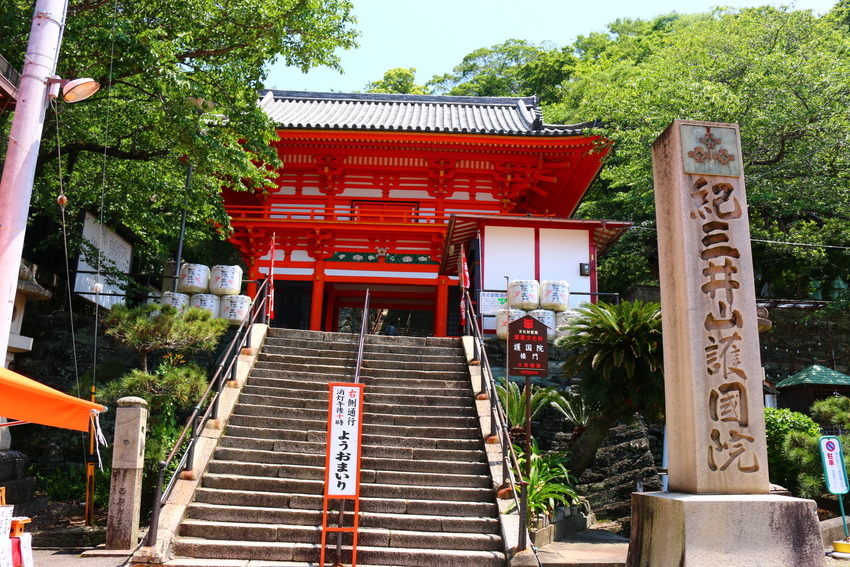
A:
[538,417,661,532]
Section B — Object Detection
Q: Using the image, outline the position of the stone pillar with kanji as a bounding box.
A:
[627,120,825,567]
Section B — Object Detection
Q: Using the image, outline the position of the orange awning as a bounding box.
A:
[0,367,106,432]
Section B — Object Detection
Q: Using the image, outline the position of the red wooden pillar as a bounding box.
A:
[324,284,336,331]
[310,259,325,331]
[434,276,449,337]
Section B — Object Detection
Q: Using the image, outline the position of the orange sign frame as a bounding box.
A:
[320,383,366,567]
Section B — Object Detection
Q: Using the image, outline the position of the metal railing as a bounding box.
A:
[0,54,21,90]
[353,290,370,384]
[463,290,538,560]
[328,289,370,565]
[144,276,272,548]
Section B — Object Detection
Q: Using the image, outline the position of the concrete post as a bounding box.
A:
[106,396,148,550]
[0,0,67,360]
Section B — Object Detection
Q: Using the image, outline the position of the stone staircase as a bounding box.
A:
[170,328,505,567]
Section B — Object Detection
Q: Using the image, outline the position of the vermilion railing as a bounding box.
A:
[225,204,463,225]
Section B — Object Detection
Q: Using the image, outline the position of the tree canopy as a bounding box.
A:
[558,5,850,299]
[0,0,357,272]
[365,68,429,94]
[380,4,850,300]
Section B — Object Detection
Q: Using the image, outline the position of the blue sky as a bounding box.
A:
[264,0,838,93]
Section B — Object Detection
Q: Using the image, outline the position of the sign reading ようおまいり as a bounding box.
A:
[325,383,365,497]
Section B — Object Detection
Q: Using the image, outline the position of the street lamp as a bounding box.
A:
[47,75,100,103]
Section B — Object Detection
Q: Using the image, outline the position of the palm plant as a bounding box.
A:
[511,439,578,526]
[554,300,663,478]
[496,379,563,443]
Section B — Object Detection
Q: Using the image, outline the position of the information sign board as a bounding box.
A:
[507,316,549,377]
[479,291,507,316]
[820,435,849,495]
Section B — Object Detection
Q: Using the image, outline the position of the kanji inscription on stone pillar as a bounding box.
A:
[652,120,769,494]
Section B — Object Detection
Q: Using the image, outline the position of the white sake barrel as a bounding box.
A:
[209,265,243,296]
[161,291,190,311]
[555,310,581,338]
[219,294,252,325]
[190,293,221,317]
[495,309,527,340]
[540,280,570,311]
[528,309,556,340]
[177,263,210,294]
[508,279,539,310]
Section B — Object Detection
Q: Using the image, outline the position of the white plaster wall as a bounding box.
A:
[482,226,536,291]
[539,228,591,300]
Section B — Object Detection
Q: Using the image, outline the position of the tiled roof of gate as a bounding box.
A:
[259,90,597,137]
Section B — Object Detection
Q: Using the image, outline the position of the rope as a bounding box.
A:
[52,100,81,401]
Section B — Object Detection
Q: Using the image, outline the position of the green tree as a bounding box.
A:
[555,6,850,297]
[428,39,550,96]
[555,300,663,477]
[0,0,358,272]
[102,303,228,371]
[365,68,430,94]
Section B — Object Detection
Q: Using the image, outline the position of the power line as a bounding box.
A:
[629,225,850,250]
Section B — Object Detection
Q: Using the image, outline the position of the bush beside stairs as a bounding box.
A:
[165,328,507,567]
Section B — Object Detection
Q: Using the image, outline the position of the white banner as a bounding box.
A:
[326,383,364,497]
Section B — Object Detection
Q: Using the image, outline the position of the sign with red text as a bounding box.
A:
[325,383,365,497]
[507,316,549,377]
[820,435,849,495]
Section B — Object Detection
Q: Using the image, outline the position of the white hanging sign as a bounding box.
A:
[325,383,365,497]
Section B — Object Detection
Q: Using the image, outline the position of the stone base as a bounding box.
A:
[627,492,826,567]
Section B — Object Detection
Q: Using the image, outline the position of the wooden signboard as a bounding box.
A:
[507,316,549,377]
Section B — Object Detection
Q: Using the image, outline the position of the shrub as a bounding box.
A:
[764,407,821,492]
[99,359,208,462]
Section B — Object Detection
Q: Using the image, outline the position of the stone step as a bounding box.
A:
[201,474,495,502]
[234,400,476,420]
[227,410,479,432]
[264,328,462,348]
[171,329,501,567]
[179,519,502,551]
[219,426,482,451]
[259,349,467,366]
[185,503,499,534]
[225,416,481,440]
[254,360,469,381]
[173,539,504,567]
[205,460,492,488]
[262,336,464,356]
[247,372,471,392]
[192,488,499,518]
[239,387,474,409]
[219,435,487,462]
[213,447,490,475]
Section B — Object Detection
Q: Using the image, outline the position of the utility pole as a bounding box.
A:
[0,0,68,364]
